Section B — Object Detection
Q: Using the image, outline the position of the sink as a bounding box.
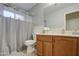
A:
[64,31,73,35]
[72,32,79,35]
[64,30,79,35]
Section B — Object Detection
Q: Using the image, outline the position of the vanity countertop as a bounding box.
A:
[36,33,79,38]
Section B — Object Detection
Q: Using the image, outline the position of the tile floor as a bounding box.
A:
[9,49,37,56]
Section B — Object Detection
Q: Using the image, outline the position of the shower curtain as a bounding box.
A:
[0,15,33,56]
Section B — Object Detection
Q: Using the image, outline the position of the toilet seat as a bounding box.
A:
[24,40,36,46]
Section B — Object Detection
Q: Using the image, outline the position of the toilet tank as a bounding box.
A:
[32,33,36,41]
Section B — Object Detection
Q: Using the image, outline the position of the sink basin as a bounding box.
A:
[64,31,79,35]
[64,31,73,35]
[72,32,79,35]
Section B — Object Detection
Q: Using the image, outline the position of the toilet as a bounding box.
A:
[24,33,36,55]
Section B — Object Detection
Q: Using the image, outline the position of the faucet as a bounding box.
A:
[72,27,79,35]
[42,30,46,33]
[42,27,50,34]
[72,31,79,35]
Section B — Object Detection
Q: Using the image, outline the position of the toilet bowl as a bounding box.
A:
[24,40,36,55]
[24,33,36,46]
[24,33,36,55]
[24,40,36,46]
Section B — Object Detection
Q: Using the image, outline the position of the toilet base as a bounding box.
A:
[27,45,35,56]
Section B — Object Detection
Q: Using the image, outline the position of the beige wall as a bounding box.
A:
[29,3,49,27]
[29,3,79,30]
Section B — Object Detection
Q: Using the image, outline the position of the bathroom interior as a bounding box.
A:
[0,3,79,56]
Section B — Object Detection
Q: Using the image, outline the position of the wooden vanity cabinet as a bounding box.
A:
[36,35,78,56]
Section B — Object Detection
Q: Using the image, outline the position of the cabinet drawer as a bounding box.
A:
[53,36,77,40]
[37,35,52,42]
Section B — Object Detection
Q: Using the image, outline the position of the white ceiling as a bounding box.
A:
[45,3,77,16]
[10,3,37,11]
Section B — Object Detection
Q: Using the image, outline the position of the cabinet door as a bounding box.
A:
[36,41,43,56]
[53,37,77,56]
[43,42,53,56]
[37,35,52,42]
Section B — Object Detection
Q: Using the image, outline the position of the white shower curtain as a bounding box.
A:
[0,15,33,56]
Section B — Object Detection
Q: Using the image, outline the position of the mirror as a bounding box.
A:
[66,11,79,31]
